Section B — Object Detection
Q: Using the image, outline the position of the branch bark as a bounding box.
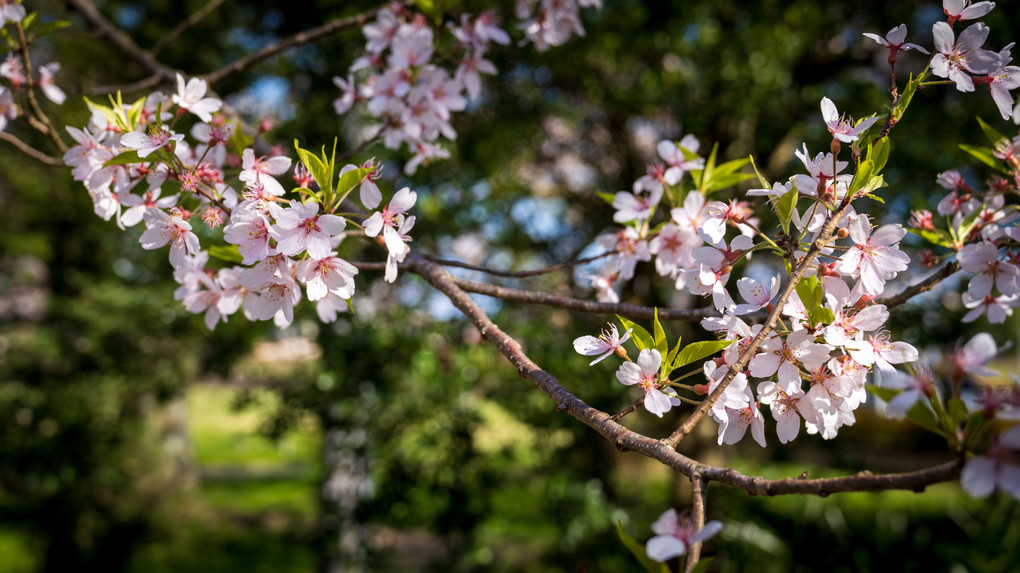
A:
[403,253,962,498]
[684,475,707,573]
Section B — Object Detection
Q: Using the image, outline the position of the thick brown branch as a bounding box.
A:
[403,253,962,498]
[201,6,389,85]
[0,131,65,165]
[878,260,960,310]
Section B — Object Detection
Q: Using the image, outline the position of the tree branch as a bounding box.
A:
[0,131,65,165]
[151,0,228,58]
[200,6,390,85]
[685,475,707,573]
[424,251,613,278]
[446,275,721,321]
[66,0,179,86]
[403,253,962,498]
[877,260,960,310]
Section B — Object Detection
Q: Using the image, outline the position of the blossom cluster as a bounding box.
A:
[572,3,1020,452]
[63,73,416,329]
[332,1,600,174]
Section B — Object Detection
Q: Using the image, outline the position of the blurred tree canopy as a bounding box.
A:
[1,0,1018,571]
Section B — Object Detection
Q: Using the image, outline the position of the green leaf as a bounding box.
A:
[956,208,983,245]
[294,139,330,194]
[22,12,38,35]
[892,72,923,123]
[616,521,670,573]
[666,336,683,373]
[905,227,953,249]
[976,116,1008,147]
[127,96,146,131]
[103,150,144,167]
[616,315,654,352]
[672,339,735,371]
[849,159,874,197]
[706,172,755,194]
[947,398,969,427]
[775,183,799,233]
[906,401,943,436]
[208,245,244,264]
[869,137,890,175]
[34,20,71,39]
[712,157,750,177]
[597,191,617,206]
[959,144,1005,172]
[336,167,371,198]
[0,28,16,50]
[866,385,901,403]
[748,155,770,188]
[652,308,668,356]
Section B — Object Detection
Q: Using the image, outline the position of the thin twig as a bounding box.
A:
[685,475,707,573]
[151,0,228,58]
[67,0,179,87]
[877,260,960,309]
[14,23,67,152]
[424,251,613,278]
[0,131,64,165]
[201,6,390,85]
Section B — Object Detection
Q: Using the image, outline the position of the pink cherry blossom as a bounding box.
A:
[573,323,632,365]
[930,22,1002,92]
[616,349,676,417]
[836,216,910,297]
[223,203,273,264]
[270,200,346,260]
[139,208,200,268]
[820,97,880,143]
[645,509,723,563]
[38,62,65,105]
[239,148,292,196]
[121,126,184,158]
[943,0,996,25]
[297,254,358,301]
[172,73,222,122]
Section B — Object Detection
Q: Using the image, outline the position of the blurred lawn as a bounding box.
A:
[0,383,321,573]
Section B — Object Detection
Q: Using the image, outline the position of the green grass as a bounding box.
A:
[187,385,320,469]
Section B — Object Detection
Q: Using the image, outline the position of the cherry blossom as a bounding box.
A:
[0,86,15,130]
[616,349,676,418]
[930,22,1002,92]
[836,215,909,297]
[943,0,996,26]
[960,425,1020,499]
[573,323,632,365]
[139,208,200,268]
[172,73,222,122]
[121,126,184,158]
[0,0,26,26]
[239,149,292,196]
[645,509,723,562]
[862,24,930,66]
[37,62,65,105]
[820,97,879,143]
[270,200,346,260]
